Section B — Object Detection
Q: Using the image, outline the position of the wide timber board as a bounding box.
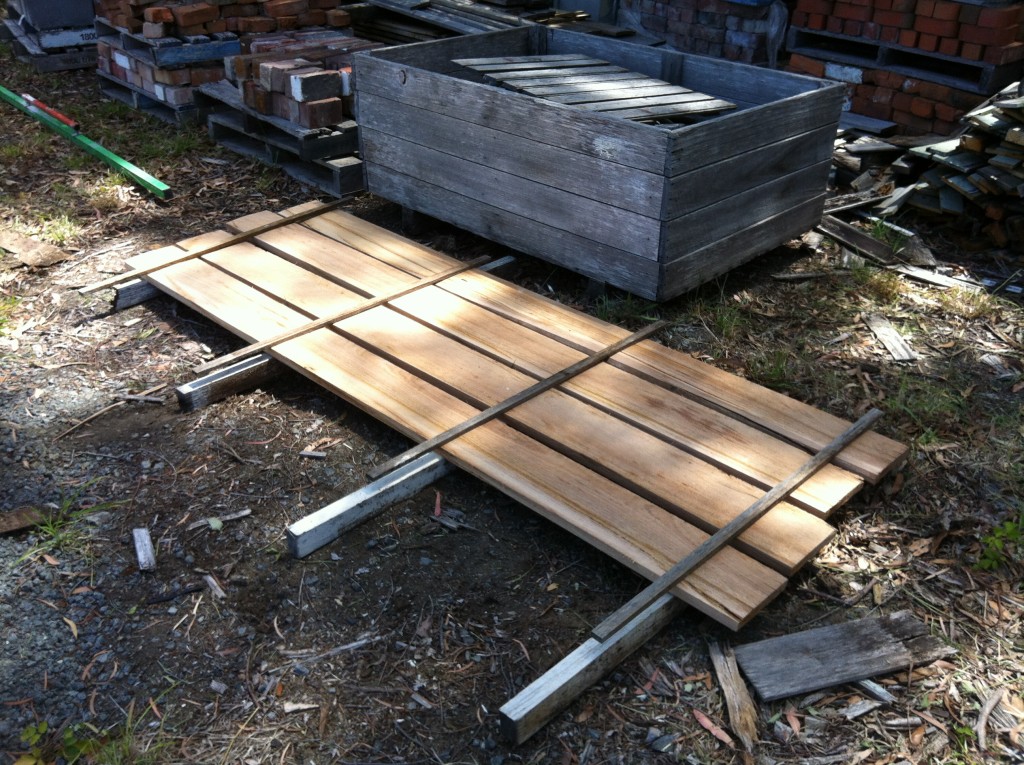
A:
[125,203,907,631]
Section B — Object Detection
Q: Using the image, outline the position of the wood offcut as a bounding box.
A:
[733,610,956,701]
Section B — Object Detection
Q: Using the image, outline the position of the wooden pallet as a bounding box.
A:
[196,81,359,162]
[787,26,1019,96]
[196,81,363,197]
[97,71,202,126]
[122,203,906,631]
[454,54,737,123]
[2,18,95,72]
[207,113,364,197]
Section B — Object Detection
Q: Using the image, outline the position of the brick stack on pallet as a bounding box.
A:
[93,0,356,122]
[227,27,382,126]
[619,0,781,64]
[94,0,354,34]
[2,0,97,72]
[785,0,1024,134]
[194,32,384,195]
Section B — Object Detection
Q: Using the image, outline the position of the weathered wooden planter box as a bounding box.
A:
[354,27,844,300]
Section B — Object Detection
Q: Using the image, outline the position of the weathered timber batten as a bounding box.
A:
[354,26,845,300]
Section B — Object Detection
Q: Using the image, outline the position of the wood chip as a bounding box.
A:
[0,507,45,536]
[0,230,70,267]
[186,508,252,531]
[283,701,319,713]
[708,641,758,752]
[133,528,157,572]
[864,314,918,361]
[843,699,883,720]
[204,574,227,599]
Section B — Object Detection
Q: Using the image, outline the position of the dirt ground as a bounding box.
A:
[1,33,1023,765]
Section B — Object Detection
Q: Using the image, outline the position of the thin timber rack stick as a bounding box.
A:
[367,319,669,480]
[591,407,885,643]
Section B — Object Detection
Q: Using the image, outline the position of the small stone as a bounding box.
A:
[210,680,228,694]
[650,733,677,753]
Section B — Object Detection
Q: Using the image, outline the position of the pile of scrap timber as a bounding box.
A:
[832,82,1024,253]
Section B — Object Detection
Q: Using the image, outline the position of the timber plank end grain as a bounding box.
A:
[354,25,844,301]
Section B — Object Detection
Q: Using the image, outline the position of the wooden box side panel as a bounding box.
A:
[355,55,670,174]
[361,127,663,258]
[657,195,826,300]
[664,123,835,219]
[681,55,840,105]
[360,26,538,74]
[666,87,844,176]
[544,26,682,82]
[366,165,662,298]
[661,158,831,258]
[358,92,665,219]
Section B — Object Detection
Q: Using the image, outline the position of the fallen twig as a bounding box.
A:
[975,687,1006,751]
[53,383,167,440]
[186,508,252,532]
[145,584,204,605]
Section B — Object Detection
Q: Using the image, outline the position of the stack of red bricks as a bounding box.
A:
[94,0,354,36]
[96,39,227,106]
[785,0,1024,134]
[620,0,779,64]
[94,1,358,115]
[228,34,384,127]
[790,0,1023,62]
[789,55,987,134]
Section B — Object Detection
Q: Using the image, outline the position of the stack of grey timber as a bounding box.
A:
[354,26,844,301]
[367,0,520,34]
[454,54,736,123]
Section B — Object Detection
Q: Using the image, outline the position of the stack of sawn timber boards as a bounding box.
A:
[453,54,738,124]
[126,203,907,631]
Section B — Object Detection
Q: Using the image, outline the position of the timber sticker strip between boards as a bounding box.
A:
[365,318,668,479]
[124,203,907,631]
